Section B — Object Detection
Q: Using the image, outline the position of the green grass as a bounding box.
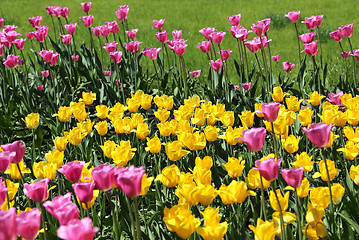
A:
[1,0,358,89]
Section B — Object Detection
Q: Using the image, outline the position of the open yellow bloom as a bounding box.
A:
[212,103,225,119]
[285,177,310,198]
[344,126,359,143]
[303,221,327,240]
[192,166,211,186]
[312,159,340,181]
[72,106,88,122]
[3,179,18,201]
[173,119,193,135]
[281,135,300,153]
[179,132,206,151]
[350,165,359,185]
[222,157,245,178]
[155,164,180,188]
[154,108,170,122]
[53,106,72,122]
[135,122,149,139]
[249,218,277,240]
[286,96,303,112]
[157,121,173,137]
[239,110,254,128]
[126,97,140,112]
[95,105,109,119]
[270,86,288,102]
[54,136,68,152]
[154,94,174,110]
[24,113,40,129]
[204,125,220,142]
[108,103,125,121]
[100,140,117,159]
[196,184,218,205]
[165,141,190,161]
[298,107,313,126]
[33,161,58,180]
[176,183,201,205]
[218,126,246,145]
[291,152,314,172]
[94,121,108,136]
[310,187,330,209]
[195,156,213,170]
[269,189,289,212]
[45,149,64,168]
[221,111,234,127]
[333,110,347,127]
[191,108,206,126]
[307,91,325,106]
[77,119,94,135]
[218,180,254,205]
[140,94,153,110]
[112,117,132,134]
[245,169,271,189]
[81,91,96,105]
[347,109,359,126]
[196,207,228,240]
[145,136,161,153]
[306,202,325,226]
[140,174,154,196]
[65,127,86,146]
[5,160,31,179]
[337,140,359,160]
[111,140,136,166]
[174,104,194,121]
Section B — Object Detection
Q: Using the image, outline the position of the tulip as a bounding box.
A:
[251,22,266,37]
[91,26,101,37]
[189,70,201,78]
[256,102,281,122]
[50,52,59,65]
[242,82,251,90]
[199,27,216,40]
[25,32,34,40]
[16,208,41,240]
[285,11,300,23]
[326,91,344,105]
[156,30,167,43]
[72,181,95,204]
[329,30,342,42]
[217,49,232,61]
[81,2,91,13]
[109,51,123,63]
[3,55,19,68]
[38,50,53,63]
[244,39,260,53]
[339,24,354,38]
[0,44,3,57]
[61,34,72,44]
[302,41,318,57]
[0,179,7,206]
[172,30,182,40]
[302,15,323,30]
[91,164,115,191]
[103,41,118,53]
[125,41,141,52]
[210,31,226,45]
[104,70,111,76]
[33,29,47,42]
[28,16,42,28]
[254,157,282,181]
[58,161,85,183]
[80,15,94,28]
[24,178,50,202]
[229,26,251,41]
[341,52,350,59]
[142,48,161,60]
[197,40,211,53]
[282,62,295,72]
[281,167,304,188]
[24,113,40,129]
[239,127,266,152]
[153,19,165,30]
[100,25,111,37]
[0,18,4,28]
[0,151,15,172]
[1,140,26,164]
[114,165,145,198]
[106,21,119,33]
[64,23,77,35]
[43,193,79,225]
[61,7,69,18]
[210,59,222,72]
[228,14,241,26]
[125,29,138,40]
[299,32,316,44]
[13,38,26,50]
[71,55,79,61]
[302,123,333,147]
[57,217,98,240]
[5,31,21,43]
[0,208,17,240]
[116,5,129,21]
[174,43,187,56]
[272,55,279,62]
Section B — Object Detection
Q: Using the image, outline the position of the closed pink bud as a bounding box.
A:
[26,32,35,40]
[302,41,318,57]
[0,178,7,207]
[228,14,241,26]
[326,91,344,106]
[0,151,15,172]
[125,29,138,40]
[61,34,72,44]
[24,178,50,203]
[254,157,282,181]
[0,18,4,28]
[37,84,44,90]
[125,41,141,52]
[217,49,232,61]
[72,182,95,203]
[189,70,201,78]
[58,161,85,183]
[57,218,98,240]
[80,15,94,28]
[210,59,222,72]
[142,48,161,60]
[91,164,115,191]
[1,140,26,163]
[199,27,216,40]
[174,43,187,56]
[329,30,342,42]
[282,62,295,72]
[13,38,26,50]
[50,52,59,65]
[81,2,92,13]
[281,167,304,188]
[71,55,79,61]
[116,5,129,21]
[91,26,101,37]
[239,127,266,152]
[104,70,111,76]
[110,51,123,63]
[285,11,300,23]
[16,208,41,240]
[60,7,69,18]
[0,208,17,240]
[114,165,145,198]
[197,40,211,53]
[299,32,316,43]
[172,30,182,40]
[242,82,251,90]
[64,23,77,35]
[256,102,281,122]
[302,123,333,148]
[156,30,167,43]
[339,24,354,38]
[272,55,279,62]
[341,52,350,59]
[153,19,165,30]
[210,31,226,45]
[3,54,20,68]
[41,70,49,77]
[28,16,42,28]
[100,25,111,37]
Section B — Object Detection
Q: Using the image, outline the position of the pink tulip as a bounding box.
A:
[341,52,350,59]
[5,31,21,42]
[281,167,304,188]
[125,29,138,40]
[61,34,72,45]
[24,178,50,203]
[0,18,3,28]
[234,85,240,90]
[272,55,280,62]
[64,23,77,35]
[251,22,266,37]
[41,70,49,77]
[12,38,25,50]
[72,181,95,203]
[329,30,342,42]
[142,48,161,60]
[244,40,260,53]
[3,25,17,33]
[229,26,251,41]
[81,2,92,13]
[3,55,20,68]
[116,5,129,21]
[199,27,216,40]
[0,151,15,172]
[302,15,323,30]
[103,41,118,53]
[174,43,187,56]
[256,102,281,122]
[72,55,79,61]
[100,25,111,37]
[210,31,226,45]
[104,70,111,76]
[351,49,359,61]
[43,193,79,226]
[80,15,94,28]
[172,30,182,40]
[18,59,25,66]
[242,82,251,90]
[339,24,354,38]
[125,41,141,52]
[189,70,201,78]
[16,208,41,240]
[33,27,48,42]
[0,208,17,240]
[217,49,232,61]
[254,157,282,181]
[37,84,44,90]
[282,62,295,72]
[57,218,98,240]
[259,18,271,32]
[113,165,145,198]
[26,32,35,40]
[239,127,266,152]
[326,91,344,106]
[106,21,119,34]
[0,178,7,207]
[210,59,222,72]
[153,19,165,30]
[58,161,85,183]
[299,32,316,43]
[156,30,167,43]
[0,37,11,48]
[302,41,318,57]
[28,16,42,28]
[38,50,53,63]
[50,52,59,65]
[302,123,333,148]
[228,14,241,26]
[0,44,3,57]
[61,7,69,18]
[45,6,55,16]
[91,164,115,191]
[92,26,101,37]
[285,11,300,23]
[110,51,123,63]
[197,40,211,54]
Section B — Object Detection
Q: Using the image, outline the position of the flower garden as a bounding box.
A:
[1,2,359,240]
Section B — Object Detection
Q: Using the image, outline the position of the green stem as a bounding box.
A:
[271,182,286,240]
[134,197,142,240]
[260,175,267,221]
[316,26,323,68]
[295,189,303,240]
[125,196,136,239]
[2,174,10,209]
[294,23,302,65]
[41,205,48,240]
[270,122,278,160]
[338,42,349,86]
[348,38,357,88]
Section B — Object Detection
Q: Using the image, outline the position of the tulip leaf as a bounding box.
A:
[338,211,359,234]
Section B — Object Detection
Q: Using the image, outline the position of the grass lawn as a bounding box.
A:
[1,0,358,89]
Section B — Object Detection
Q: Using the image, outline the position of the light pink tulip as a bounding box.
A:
[0,208,17,240]
[302,41,318,57]
[239,127,266,152]
[329,30,342,42]
[210,59,222,72]
[254,157,282,181]
[302,123,333,148]
[13,38,25,50]
[113,165,145,198]
[189,70,201,78]
[16,208,41,240]
[28,16,42,28]
[153,19,165,30]
[272,55,279,62]
[3,54,19,68]
[142,48,161,60]
[229,26,251,41]
[1,140,26,164]
[228,14,241,26]
[81,2,92,13]
[50,52,59,65]
[339,24,354,38]
[5,31,21,43]
[0,151,15,172]
[326,91,344,106]
[61,7,69,18]
[57,218,98,240]
[58,161,85,183]
[302,15,323,30]
[110,51,123,63]
[174,43,187,56]
[80,15,94,28]
[116,5,129,21]
[72,181,95,203]
[217,49,232,61]
[64,23,77,35]
[210,31,226,45]
[33,26,48,42]
[125,29,138,40]
[282,62,295,72]
[199,27,216,40]
[197,40,211,53]
[91,164,115,191]
[156,30,167,43]
[103,41,118,53]
[285,11,300,23]
[281,167,304,188]
[24,178,50,203]
[299,32,316,43]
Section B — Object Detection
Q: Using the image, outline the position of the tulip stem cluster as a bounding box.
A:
[271,182,286,240]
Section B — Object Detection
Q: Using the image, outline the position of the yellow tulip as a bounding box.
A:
[192,166,211,186]
[285,177,310,198]
[45,149,64,168]
[145,136,161,153]
[157,121,172,137]
[81,91,96,105]
[174,104,194,121]
[112,117,132,134]
[65,127,86,146]
[333,110,347,127]
[196,184,218,205]
[195,156,213,170]
[204,125,220,142]
[72,107,88,122]
[306,202,325,226]
[80,163,94,183]
[140,174,154,196]
[95,105,109,119]
[218,180,253,205]
[134,122,149,139]
[298,107,313,126]
[196,207,228,240]
[310,187,330,209]
[77,119,94,135]
[270,86,288,102]
[221,111,234,127]
[249,218,277,240]
[3,179,19,201]
[5,160,31,179]
[165,141,190,161]
[239,110,254,128]
[222,157,245,178]
[350,165,359,185]
[337,140,359,160]
[173,119,194,135]
[286,96,303,112]
[23,113,40,129]
[154,108,170,122]
[191,108,206,126]
[179,131,206,151]
[184,94,202,108]
[54,136,68,152]
[111,140,136,166]
[108,103,125,121]
[53,106,72,122]
[176,183,201,205]
[155,164,180,188]
[130,113,145,129]
[303,221,327,240]
[307,91,325,106]
[33,161,58,180]
[126,97,140,112]
[140,94,153,110]
[291,152,314,172]
[100,140,117,159]
[347,108,359,126]
[245,169,271,189]
[269,189,289,212]
[218,126,246,145]
[94,120,108,136]
[281,135,300,153]
[153,94,174,110]
[331,183,345,204]
[312,159,340,181]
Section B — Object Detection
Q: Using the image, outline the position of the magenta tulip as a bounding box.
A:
[174,43,187,56]
[26,32,35,40]
[351,49,359,61]
[13,38,26,50]
[24,178,50,203]
[125,41,141,52]
[5,31,21,43]
[116,5,129,21]
[239,127,266,152]
[156,30,167,43]
[57,218,98,240]
[50,52,59,65]
[64,23,77,35]
[244,40,260,53]
[210,59,222,72]
[172,30,182,40]
[28,16,42,28]
[61,7,69,18]
[113,165,145,198]
[251,22,266,37]
[3,54,19,68]
[72,182,95,203]
[45,6,55,16]
[329,30,342,42]
[272,55,279,62]
[281,167,304,188]
[199,27,216,40]
[103,41,118,53]
[41,70,49,77]
[110,51,123,63]
[258,18,271,32]
[217,49,232,61]
[210,31,226,45]
[125,29,138,40]
[61,34,72,45]
[91,164,115,191]
[0,18,4,28]
[0,151,15,172]
[0,208,17,240]
[100,25,111,37]
[104,70,111,76]
[106,21,119,33]
[16,208,41,240]
[229,26,251,41]
[257,102,281,122]
[142,48,161,60]
[302,123,333,148]
[80,15,94,28]
[339,24,354,38]
[153,19,165,30]
[37,84,44,90]
[72,55,79,61]
[242,82,251,90]
[302,41,318,57]
[285,11,300,23]
[92,26,101,37]
[3,25,17,32]
[0,44,3,57]
[189,70,201,78]
[58,161,85,183]
[33,26,48,42]
[341,52,350,59]
[326,91,344,106]
[81,2,92,13]
[1,140,26,164]
[254,157,282,181]
[0,178,7,207]
[282,62,295,72]
[197,40,211,53]
[302,15,323,30]
[38,50,53,63]
[299,32,316,43]
[228,14,241,26]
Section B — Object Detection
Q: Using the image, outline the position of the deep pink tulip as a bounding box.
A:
[104,70,111,76]
[326,91,344,106]
[341,52,350,59]
[24,178,50,203]
[172,30,182,40]
[91,164,115,191]
[80,15,94,28]
[210,59,222,72]
[3,25,17,33]
[302,15,323,30]
[72,55,79,61]
[113,165,145,198]
[57,217,98,240]
[45,6,55,16]
[299,32,316,43]
[81,2,92,13]
[43,193,79,226]
[13,38,26,50]
[100,25,111,37]
[242,82,251,90]
[197,40,211,53]
[174,43,187,56]
[41,70,49,77]
[64,23,77,35]
[18,59,26,66]
[259,18,271,32]
[109,51,123,63]
[72,181,95,203]
[0,208,17,240]
[339,24,354,38]
[228,14,241,26]
[254,157,282,181]
[153,19,165,30]
[329,30,342,42]
[103,41,118,53]
[0,44,3,57]
[239,127,266,152]
[0,37,11,48]
[116,5,129,21]
[0,18,4,28]
[16,208,41,240]
[302,41,318,57]
[351,49,359,61]
[167,39,186,51]
[256,102,281,122]
[244,40,260,53]
[106,21,119,34]
[281,167,304,188]
[3,55,19,68]
[142,48,161,60]
[26,32,35,40]
[125,41,141,52]
[217,49,232,61]
[210,31,226,45]
[5,31,21,43]
[0,140,26,164]
[156,30,167,43]
[272,55,279,62]
[125,29,138,40]
[251,22,266,36]
[28,16,42,28]
[285,11,300,23]
[199,27,216,40]
[189,70,201,78]
[0,151,15,172]
[302,123,333,148]
[61,34,72,45]
[33,27,47,42]
[0,178,7,207]
[61,7,69,18]
[91,26,101,37]
[50,52,59,65]
[231,26,251,41]
[233,85,240,90]
[58,161,85,183]
[282,62,295,72]
[37,84,44,90]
